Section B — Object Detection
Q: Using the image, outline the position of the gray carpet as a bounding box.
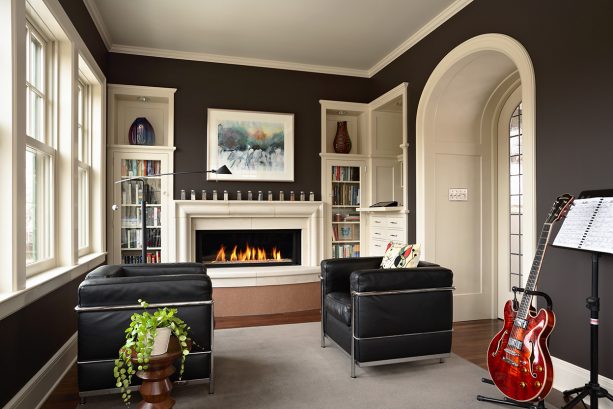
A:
[83,322,552,408]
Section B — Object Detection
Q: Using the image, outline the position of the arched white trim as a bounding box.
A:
[416,34,536,285]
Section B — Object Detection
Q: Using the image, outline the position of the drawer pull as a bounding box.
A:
[374,232,381,235]
[390,234,398,237]
[390,221,398,225]
[374,244,382,248]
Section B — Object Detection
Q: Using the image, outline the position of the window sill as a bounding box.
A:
[0,251,106,321]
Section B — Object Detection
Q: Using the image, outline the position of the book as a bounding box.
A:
[553,197,613,254]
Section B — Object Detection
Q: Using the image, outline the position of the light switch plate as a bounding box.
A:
[449,188,468,201]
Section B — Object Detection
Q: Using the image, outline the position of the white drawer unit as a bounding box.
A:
[367,214,407,256]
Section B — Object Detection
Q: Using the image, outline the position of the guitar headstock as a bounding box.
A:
[546,193,575,223]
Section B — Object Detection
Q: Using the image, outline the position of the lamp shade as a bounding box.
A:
[213,165,232,175]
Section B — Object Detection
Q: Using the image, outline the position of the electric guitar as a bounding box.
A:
[487,193,574,402]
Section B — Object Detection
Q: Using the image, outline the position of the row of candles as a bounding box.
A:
[180,189,316,201]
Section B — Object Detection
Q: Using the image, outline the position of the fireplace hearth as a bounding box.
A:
[196,229,301,268]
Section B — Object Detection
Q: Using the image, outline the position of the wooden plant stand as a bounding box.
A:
[132,336,188,409]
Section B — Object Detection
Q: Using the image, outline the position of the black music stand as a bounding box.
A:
[553,189,613,409]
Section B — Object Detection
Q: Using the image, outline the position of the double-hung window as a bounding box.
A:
[25,21,55,274]
[77,80,91,253]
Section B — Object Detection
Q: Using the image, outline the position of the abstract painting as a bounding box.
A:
[206,109,294,181]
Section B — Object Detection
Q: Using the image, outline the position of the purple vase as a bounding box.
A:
[128,117,155,145]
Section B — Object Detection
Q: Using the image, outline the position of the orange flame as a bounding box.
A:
[214,243,282,262]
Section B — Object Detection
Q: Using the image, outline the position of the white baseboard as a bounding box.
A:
[4,332,77,409]
[553,356,613,409]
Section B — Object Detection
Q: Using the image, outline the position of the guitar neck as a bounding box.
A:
[517,223,552,320]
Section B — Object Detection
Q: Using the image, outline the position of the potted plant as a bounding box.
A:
[114,299,191,405]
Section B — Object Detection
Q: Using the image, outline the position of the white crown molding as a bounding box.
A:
[94,0,473,78]
[110,44,371,78]
[368,0,474,77]
[82,0,112,50]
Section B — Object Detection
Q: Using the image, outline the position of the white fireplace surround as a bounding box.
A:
[172,200,324,287]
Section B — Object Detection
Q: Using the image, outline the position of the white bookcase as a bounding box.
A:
[106,84,176,264]
[320,83,409,259]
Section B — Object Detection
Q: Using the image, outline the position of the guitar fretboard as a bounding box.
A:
[517,223,552,320]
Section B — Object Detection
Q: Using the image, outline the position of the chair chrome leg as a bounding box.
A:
[79,395,86,405]
[320,276,325,348]
[209,302,215,394]
[351,293,356,378]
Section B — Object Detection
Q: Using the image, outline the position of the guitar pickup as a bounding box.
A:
[514,318,528,329]
[508,337,523,349]
[504,348,520,356]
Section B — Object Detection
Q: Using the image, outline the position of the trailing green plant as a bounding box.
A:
[114,299,191,405]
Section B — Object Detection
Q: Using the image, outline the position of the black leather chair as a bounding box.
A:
[75,263,213,401]
[320,257,453,377]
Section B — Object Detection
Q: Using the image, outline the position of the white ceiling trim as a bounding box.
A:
[367,0,473,77]
[86,0,473,78]
[109,44,371,78]
[82,0,112,50]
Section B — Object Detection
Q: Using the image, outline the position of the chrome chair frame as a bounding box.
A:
[75,300,214,402]
[321,275,454,377]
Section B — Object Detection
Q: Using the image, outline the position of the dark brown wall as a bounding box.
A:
[369,0,613,377]
[0,275,86,407]
[57,0,107,72]
[106,53,372,200]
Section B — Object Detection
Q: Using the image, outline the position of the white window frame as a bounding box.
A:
[25,18,57,276]
[77,78,92,255]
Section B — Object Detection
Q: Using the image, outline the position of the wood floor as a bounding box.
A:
[40,312,568,408]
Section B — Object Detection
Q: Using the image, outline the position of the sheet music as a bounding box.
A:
[553,197,613,254]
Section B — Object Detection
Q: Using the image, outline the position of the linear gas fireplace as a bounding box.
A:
[196,229,301,268]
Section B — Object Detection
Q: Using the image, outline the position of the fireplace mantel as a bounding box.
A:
[172,200,324,287]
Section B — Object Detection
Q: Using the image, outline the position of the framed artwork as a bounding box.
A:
[206,108,294,181]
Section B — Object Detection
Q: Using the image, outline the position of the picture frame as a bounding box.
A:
[206,108,294,181]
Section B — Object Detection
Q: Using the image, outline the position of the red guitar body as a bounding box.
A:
[487,300,555,402]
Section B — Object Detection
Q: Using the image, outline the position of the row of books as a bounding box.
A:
[121,206,162,227]
[121,227,162,249]
[331,166,360,182]
[121,180,161,205]
[122,251,162,264]
[332,184,360,206]
[332,243,360,258]
[122,159,161,177]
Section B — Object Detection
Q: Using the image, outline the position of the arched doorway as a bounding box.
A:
[416,34,536,321]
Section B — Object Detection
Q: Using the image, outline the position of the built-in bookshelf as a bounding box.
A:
[120,159,162,263]
[329,164,362,258]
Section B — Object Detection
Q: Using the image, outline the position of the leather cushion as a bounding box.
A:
[325,291,352,326]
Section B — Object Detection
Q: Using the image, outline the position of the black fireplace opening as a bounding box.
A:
[196,229,301,268]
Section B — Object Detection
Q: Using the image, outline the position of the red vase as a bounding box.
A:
[333,121,352,154]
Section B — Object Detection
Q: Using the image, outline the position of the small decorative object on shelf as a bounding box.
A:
[300,191,305,201]
[290,191,295,201]
[333,121,351,153]
[237,190,242,200]
[258,191,263,201]
[279,191,285,201]
[310,192,315,201]
[128,117,155,145]
[224,190,229,200]
[190,189,196,200]
[201,190,206,200]
[268,191,273,201]
[213,190,218,200]
[248,190,253,200]
[180,189,186,200]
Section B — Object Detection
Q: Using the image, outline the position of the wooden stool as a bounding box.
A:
[132,336,188,409]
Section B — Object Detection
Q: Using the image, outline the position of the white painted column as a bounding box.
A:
[0,0,26,292]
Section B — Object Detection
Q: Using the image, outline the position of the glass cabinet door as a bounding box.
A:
[330,165,361,258]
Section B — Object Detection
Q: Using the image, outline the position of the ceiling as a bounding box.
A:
[86,0,472,77]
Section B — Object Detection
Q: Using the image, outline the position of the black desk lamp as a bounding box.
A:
[113,165,232,263]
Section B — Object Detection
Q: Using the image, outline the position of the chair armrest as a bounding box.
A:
[350,266,452,293]
[78,274,212,308]
[320,257,382,294]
